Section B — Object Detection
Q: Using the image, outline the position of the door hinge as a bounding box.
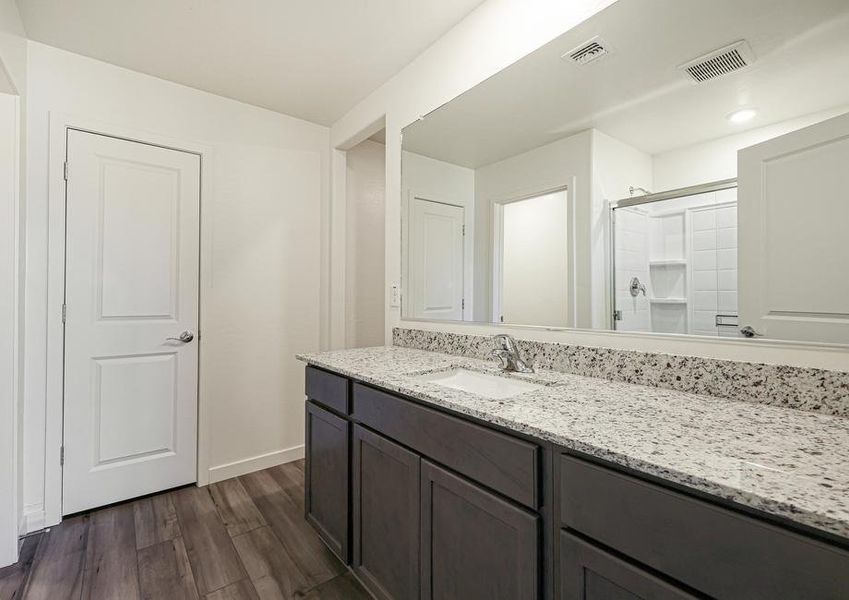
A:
[63,161,69,182]
[461,298,465,310]
[61,303,67,323]
[60,446,65,466]
[613,309,623,321]
[462,224,466,236]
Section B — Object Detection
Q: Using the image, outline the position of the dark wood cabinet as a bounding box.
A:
[306,366,349,413]
[352,425,420,600]
[304,368,849,600]
[353,383,540,508]
[559,532,694,600]
[559,454,849,599]
[421,460,539,600]
[304,401,350,563]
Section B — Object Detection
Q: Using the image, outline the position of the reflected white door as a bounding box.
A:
[63,130,200,514]
[409,198,464,320]
[738,111,849,344]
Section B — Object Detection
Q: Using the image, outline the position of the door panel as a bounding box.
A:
[409,198,464,320]
[421,460,539,600]
[739,111,849,343]
[560,532,695,600]
[93,354,177,464]
[63,130,200,514]
[352,425,419,600]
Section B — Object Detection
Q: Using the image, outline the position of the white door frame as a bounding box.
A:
[1,93,22,567]
[491,185,571,325]
[44,112,214,527]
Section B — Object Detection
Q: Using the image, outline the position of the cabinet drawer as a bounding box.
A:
[353,383,539,508]
[305,366,349,414]
[559,454,849,599]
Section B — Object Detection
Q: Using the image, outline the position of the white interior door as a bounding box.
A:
[63,130,200,514]
[409,198,464,320]
[738,111,849,344]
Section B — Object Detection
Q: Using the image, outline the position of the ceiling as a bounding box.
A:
[16,0,486,125]
[402,0,849,167]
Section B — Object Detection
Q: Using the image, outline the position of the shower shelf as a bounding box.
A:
[649,297,687,304]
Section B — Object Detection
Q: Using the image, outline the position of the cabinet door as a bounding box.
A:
[352,425,420,600]
[305,401,350,562]
[560,532,695,600]
[421,460,539,600]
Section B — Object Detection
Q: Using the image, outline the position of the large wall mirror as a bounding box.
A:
[400,0,849,345]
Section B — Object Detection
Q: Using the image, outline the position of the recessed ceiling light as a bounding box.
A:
[727,108,757,123]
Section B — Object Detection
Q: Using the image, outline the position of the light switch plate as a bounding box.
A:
[390,284,401,307]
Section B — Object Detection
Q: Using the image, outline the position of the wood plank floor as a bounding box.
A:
[0,460,371,600]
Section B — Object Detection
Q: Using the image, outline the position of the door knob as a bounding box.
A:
[739,326,763,338]
[167,331,194,343]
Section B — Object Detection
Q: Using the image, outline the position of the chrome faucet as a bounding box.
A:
[491,334,534,373]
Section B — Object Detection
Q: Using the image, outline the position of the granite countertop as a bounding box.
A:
[297,345,849,541]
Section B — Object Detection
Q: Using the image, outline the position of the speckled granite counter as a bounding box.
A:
[297,345,849,541]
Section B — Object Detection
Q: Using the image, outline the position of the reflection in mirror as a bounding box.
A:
[401,0,849,345]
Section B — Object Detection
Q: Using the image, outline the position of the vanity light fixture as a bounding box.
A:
[727,108,758,123]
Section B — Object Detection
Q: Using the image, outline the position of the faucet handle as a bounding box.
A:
[491,348,511,369]
[493,333,515,350]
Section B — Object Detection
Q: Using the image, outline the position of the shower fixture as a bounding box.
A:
[629,186,652,196]
[629,277,647,297]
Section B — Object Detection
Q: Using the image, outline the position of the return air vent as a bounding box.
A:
[679,40,755,83]
[563,36,611,66]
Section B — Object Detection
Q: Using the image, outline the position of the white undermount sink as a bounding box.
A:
[414,368,543,399]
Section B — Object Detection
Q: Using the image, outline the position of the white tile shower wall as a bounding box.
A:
[614,207,650,331]
[689,193,738,336]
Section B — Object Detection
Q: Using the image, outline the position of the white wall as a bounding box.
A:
[330,0,618,341]
[591,130,653,329]
[401,150,475,320]
[346,139,386,348]
[23,42,329,531]
[330,0,848,373]
[0,0,26,94]
[0,0,25,568]
[475,131,592,325]
[653,106,849,190]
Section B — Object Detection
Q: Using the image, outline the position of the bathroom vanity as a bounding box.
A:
[297,346,849,600]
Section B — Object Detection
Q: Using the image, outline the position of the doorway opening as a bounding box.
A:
[493,188,570,327]
[344,130,386,348]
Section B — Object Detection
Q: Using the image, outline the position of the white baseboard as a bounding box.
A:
[206,445,305,484]
[21,504,45,535]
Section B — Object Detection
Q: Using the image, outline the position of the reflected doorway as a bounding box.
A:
[493,188,570,327]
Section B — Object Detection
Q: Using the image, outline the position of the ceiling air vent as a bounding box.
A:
[563,36,611,66]
[679,40,755,83]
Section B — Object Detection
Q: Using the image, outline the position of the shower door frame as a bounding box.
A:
[608,177,738,331]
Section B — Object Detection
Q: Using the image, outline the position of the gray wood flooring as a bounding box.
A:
[0,460,370,600]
